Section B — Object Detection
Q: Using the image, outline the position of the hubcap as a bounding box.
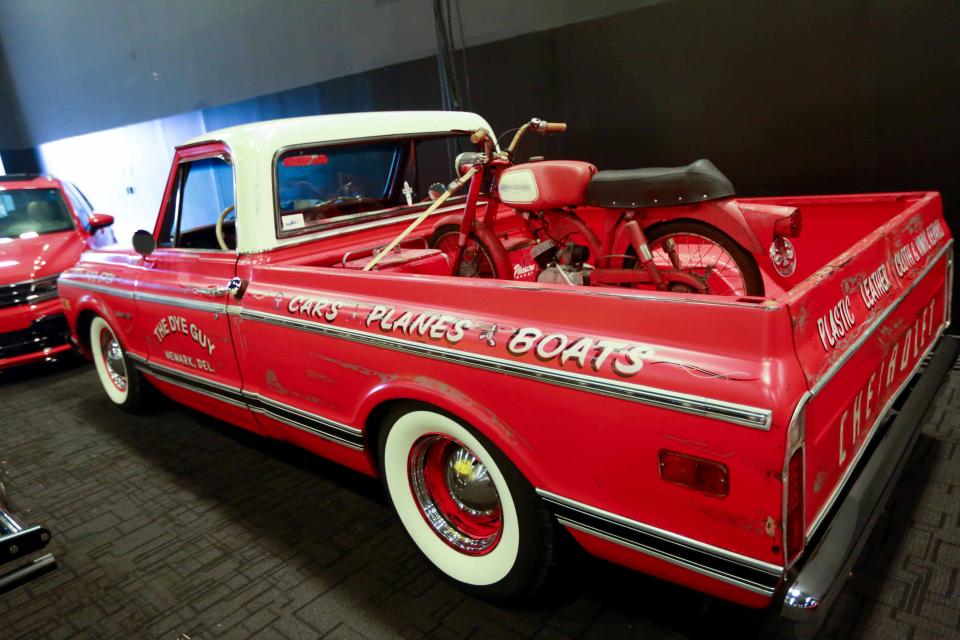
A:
[100,328,127,392]
[408,434,502,555]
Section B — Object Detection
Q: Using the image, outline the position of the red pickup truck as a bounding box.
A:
[57,112,956,636]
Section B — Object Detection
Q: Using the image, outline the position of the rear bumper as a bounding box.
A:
[779,334,960,637]
[0,473,57,594]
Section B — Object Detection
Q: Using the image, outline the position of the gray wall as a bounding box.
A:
[0,0,657,146]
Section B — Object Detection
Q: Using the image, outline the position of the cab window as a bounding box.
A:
[158,156,235,250]
[275,134,473,237]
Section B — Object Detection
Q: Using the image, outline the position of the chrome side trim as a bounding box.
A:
[239,307,772,429]
[57,277,136,300]
[132,355,365,451]
[810,241,953,395]
[135,290,227,314]
[537,489,783,595]
[537,489,784,574]
[245,392,361,436]
[245,393,364,451]
[57,277,227,314]
[805,316,948,539]
[136,357,240,395]
[147,370,247,408]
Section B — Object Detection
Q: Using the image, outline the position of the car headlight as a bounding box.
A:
[27,275,60,303]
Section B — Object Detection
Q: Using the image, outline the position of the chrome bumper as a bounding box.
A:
[779,335,960,638]
[0,471,56,594]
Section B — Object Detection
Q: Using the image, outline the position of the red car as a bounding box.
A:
[0,174,115,369]
[57,112,956,637]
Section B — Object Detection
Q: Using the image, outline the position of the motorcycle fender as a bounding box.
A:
[642,202,763,254]
[432,213,464,232]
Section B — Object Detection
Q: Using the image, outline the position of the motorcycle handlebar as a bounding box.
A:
[540,121,567,133]
[471,119,568,160]
[470,129,491,145]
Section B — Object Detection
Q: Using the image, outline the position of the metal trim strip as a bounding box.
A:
[58,277,227,313]
[247,404,364,450]
[245,392,362,437]
[239,308,772,429]
[557,519,775,596]
[537,489,784,575]
[131,355,365,451]
[135,290,227,314]
[147,371,247,409]
[537,490,782,595]
[810,241,953,395]
[57,278,136,300]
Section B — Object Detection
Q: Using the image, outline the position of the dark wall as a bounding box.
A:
[0,0,649,145]
[202,1,960,216]
[192,0,960,316]
[0,43,39,173]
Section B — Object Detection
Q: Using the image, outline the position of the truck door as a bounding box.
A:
[136,144,259,432]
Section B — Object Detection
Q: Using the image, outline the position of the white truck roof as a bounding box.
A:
[184,111,495,254]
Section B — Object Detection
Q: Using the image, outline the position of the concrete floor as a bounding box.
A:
[1,356,958,639]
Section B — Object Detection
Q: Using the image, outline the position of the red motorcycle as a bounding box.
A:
[369,118,801,297]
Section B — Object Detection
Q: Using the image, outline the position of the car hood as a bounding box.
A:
[0,230,85,284]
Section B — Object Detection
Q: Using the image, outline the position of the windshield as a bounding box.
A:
[0,188,74,238]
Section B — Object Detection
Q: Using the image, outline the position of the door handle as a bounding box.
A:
[193,277,245,298]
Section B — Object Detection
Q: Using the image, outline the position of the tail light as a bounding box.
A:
[784,396,808,562]
[774,209,802,237]
[658,450,729,497]
[785,447,804,560]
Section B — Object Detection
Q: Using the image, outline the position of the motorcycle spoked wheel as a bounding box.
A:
[429,224,498,278]
[642,221,765,297]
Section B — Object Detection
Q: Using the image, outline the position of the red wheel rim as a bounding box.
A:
[408,434,503,555]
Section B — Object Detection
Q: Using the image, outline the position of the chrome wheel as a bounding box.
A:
[99,327,127,392]
[408,434,503,555]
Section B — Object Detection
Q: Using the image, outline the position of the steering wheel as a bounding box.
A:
[215,204,236,251]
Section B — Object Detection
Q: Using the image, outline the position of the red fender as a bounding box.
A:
[639,200,764,254]
[354,377,543,486]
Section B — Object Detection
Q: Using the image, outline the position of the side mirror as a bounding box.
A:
[88,213,115,231]
[132,230,156,257]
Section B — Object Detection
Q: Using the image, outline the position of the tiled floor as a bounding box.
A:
[1,357,958,639]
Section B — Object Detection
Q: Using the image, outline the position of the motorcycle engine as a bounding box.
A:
[534,241,591,286]
[538,264,589,286]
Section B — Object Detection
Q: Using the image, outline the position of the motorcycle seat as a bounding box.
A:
[585,159,734,209]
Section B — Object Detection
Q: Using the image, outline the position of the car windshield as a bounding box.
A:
[0,188,74,238]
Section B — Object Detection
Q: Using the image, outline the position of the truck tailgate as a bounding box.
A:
[783,192,951,537]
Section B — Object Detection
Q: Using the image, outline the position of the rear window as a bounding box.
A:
[274,134,474,237]
[0,188,74,239]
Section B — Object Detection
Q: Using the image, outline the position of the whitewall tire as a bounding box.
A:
[379,405,556,599]
[89,316,148,413]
